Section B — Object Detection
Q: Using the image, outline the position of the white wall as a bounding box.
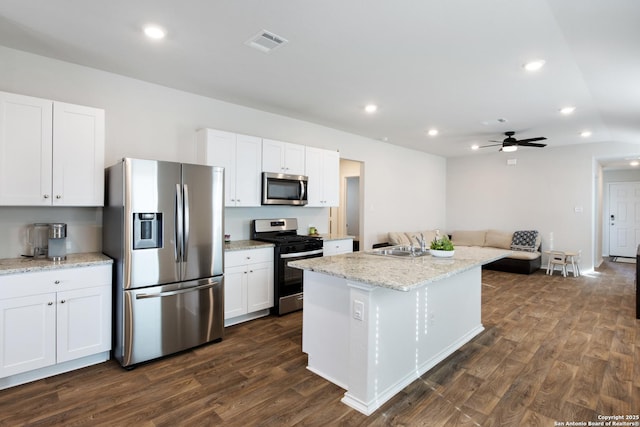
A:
[0,46,446,257]
[447,141,640,272]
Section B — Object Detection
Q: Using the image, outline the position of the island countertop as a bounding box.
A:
[289,246,509,291]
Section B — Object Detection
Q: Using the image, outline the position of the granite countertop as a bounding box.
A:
[289,246,509,292]
[225,240,274,252]
[312,233,355,241]
[0,252,113,275]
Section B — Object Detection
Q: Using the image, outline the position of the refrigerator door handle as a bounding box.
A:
[135,281,220,299]
[175,183,183,263]
[183,184,190,262]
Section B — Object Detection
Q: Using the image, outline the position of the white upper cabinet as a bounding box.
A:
[305,147,340,207]
[196,128,261,207]
[262,138,306,176]
[52,102,105,206]
[0,91,105,206]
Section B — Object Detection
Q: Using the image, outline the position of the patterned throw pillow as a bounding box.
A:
[511,230,539,252]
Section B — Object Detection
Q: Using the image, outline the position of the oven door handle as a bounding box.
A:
[280,248,324,259]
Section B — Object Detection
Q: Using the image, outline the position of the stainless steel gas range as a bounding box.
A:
[251,218,323,315]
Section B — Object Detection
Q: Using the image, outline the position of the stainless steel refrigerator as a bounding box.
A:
[103,158,224,367]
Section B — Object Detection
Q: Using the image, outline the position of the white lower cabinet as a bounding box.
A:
[224,247,273,326]
[323,239,353,256]
[0,264,111,389]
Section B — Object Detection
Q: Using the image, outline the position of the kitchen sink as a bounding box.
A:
[369,245,429,258]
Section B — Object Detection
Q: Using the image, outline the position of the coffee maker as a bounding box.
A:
[27,223,68,260]
[47,223,67,261]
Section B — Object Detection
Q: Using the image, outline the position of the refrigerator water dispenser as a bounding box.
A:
[133,213,162,249]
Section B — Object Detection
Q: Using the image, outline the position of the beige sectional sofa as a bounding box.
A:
[385,229,542,275]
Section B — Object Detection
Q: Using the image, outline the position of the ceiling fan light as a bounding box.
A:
[502,145,518,153]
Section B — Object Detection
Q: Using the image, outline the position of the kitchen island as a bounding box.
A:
[289,246,509,415]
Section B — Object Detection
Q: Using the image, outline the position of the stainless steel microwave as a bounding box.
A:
[262,172,308,205]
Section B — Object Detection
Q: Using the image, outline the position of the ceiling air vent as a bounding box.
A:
[245,30,288,53]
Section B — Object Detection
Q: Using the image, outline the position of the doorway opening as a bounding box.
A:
[330,158,364,251]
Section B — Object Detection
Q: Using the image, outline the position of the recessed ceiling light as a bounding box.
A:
[580,130,592,137]
[427,129,438,136]
[144,25,166,40]
[471,144,479,150]
[364,104,378,113]
[631,160,639,167]
[523,60,546,72]
[560,106,576,115]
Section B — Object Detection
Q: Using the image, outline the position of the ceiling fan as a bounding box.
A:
[480,131,547,152]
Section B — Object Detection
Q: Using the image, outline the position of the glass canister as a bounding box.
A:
[48,223,67,261]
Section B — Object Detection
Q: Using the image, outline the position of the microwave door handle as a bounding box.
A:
[183,184,190,263]
[175,184,183,263]
[300,180,305,201]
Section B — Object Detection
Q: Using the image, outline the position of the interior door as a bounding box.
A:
[346,176,360,239]
[609,182,640,257]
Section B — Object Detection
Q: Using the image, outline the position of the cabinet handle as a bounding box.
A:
[56,195,62,199]
[60,300,66,304]
[47,302,53,306]
[54,280,60,284]
[249,270,253,273]
[43,194,50,199]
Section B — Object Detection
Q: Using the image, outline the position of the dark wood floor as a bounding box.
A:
[1,260,638,426]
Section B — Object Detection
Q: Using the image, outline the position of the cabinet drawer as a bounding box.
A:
[0,264,112,299]
[324,239,353,255]
[225,248,273,267]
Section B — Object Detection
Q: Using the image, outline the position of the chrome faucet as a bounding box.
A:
[414,233,427,253]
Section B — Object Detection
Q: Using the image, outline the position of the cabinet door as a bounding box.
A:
[305,147,340,207]
[262,139,285,173]
[56,285,111,363]
[224,265,247,319]
[322,150,340,207]
[0,91,53,205]
[196,129,237,206]
[305,147,324,207]
[234,134,262,207]
[247,261,274,312]
[284,143,306,176]
[52,102,105,206]
[0,293,56,377]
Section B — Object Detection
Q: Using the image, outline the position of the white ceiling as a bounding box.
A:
[0,0,639,160]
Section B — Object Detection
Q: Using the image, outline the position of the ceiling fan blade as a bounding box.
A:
[516,136,547,144]
[517,142,547,148]
[478,143,503,148]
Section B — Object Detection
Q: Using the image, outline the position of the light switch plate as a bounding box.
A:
[353,300,364,321]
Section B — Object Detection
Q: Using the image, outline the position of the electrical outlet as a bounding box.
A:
[353,300,364,321]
